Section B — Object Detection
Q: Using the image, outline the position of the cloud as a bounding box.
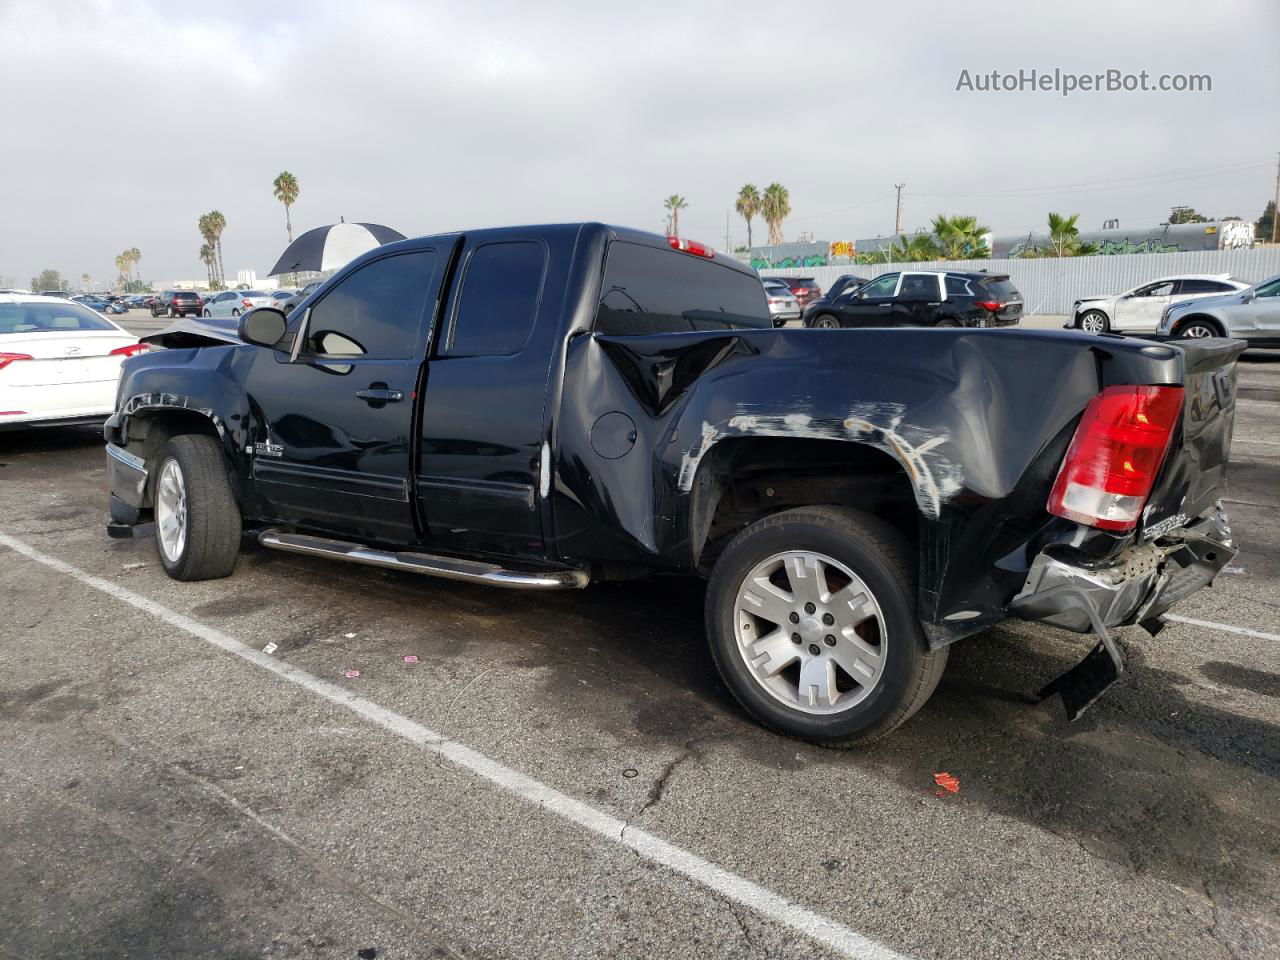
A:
[1,0,1276,286]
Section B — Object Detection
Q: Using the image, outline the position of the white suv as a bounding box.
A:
[1070,275,1249,333]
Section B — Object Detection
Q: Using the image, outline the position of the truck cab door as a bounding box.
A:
[838,272,899,327]
[1112,280,1175,331]
[242,241,453,545]
[417,234,565,560]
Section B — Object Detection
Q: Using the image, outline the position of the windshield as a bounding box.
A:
[243,290,268,298]
[0,301,117,333]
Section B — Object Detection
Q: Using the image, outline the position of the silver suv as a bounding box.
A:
[1158,273,1280,346]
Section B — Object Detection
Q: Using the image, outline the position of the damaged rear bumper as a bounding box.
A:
[1007,504,1234,719]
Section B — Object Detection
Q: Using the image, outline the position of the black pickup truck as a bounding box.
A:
[104,223,1243,746]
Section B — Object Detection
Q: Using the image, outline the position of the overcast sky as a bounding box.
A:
[2,0,1277,287]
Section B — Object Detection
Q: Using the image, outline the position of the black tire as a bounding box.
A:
[1173,316,1222,339]
[705,507,946,746]
[809,313,842,330]
[1077,309,1109,333]
[167,306,175,318]
[936,319,961,328]
[152,434,241,581]
[203,309,211,318]
[232,308,240,317]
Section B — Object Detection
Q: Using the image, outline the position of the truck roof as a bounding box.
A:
[393,222,758,280]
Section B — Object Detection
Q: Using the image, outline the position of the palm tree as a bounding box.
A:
[735,184,761,250]
[1047,212,1088,257]
[273,171,300,242]
[891,232,940,262]
[199,210,227,286]
[929,215,990,259]
[129,247,141,283]
[199,243,216,288]
[761,183,790,245]
[80,272,91,291]
[663,195,688,239]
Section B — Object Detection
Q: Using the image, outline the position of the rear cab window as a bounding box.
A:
[596,241,770,335]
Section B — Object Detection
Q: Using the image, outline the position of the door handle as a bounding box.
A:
[355,388,403,404]
[876,303,893,308]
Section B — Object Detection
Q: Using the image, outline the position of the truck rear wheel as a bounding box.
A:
[705,507,946,746]
[153,434,241,581]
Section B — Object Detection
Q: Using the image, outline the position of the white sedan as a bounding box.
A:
[1070,274,1250,333]
[0,294,147,430]
[201,289,275,319]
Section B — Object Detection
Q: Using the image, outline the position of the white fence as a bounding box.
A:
[761,247,1280,316]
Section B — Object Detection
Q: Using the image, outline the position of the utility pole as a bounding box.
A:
[894,183,905,236]
[725,209,731,252]
[1271,152,1279,244]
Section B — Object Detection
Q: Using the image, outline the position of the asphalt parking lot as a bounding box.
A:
[2,314,1278,960]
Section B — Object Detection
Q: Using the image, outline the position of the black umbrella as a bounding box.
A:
[268,221,407,276]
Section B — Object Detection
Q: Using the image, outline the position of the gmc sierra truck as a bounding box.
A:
[104,222,1243,746]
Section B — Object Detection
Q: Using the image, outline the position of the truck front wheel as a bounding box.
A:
[705,507,946,746]
[153,434,242,581]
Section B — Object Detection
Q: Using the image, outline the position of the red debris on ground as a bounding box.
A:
[402,655,419,664]
[933,772,960,796]
[344,669,361,679]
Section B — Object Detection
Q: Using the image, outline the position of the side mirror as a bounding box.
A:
[1242,291,1256,303]
[238,307,288,349]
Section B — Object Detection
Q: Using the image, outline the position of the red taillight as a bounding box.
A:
[0,352,33,371]
[109,343,150,358]
[667,236,715,259]
[0,411,27,415]
[242,298,254,307]
[975,300,1003,312]
[1047,385,1184,531]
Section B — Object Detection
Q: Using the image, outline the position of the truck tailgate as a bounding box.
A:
[1140,337,1246,540]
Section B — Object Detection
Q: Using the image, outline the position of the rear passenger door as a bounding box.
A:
[416,235,561,560]
[893,272,943,326]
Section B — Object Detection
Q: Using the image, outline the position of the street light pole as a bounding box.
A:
[894,183,905,236]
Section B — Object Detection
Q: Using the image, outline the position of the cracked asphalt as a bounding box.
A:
[1,315,1277,959]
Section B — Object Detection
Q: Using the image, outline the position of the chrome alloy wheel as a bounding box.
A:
[812,315,840,329]
[155,457,188,563]
[1079,312,1107,333]
[1179,322,1216,338]
[732,551,887,715]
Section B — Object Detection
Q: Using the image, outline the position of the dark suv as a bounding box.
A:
[803,270,1022,329]
[150,290,204,318]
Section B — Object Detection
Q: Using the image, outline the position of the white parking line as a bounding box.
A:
[1165,614,1280,644]
[0,531,910,960]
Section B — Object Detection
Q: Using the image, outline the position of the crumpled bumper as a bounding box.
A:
[106,442,148,537]
[1007,504,1234,718]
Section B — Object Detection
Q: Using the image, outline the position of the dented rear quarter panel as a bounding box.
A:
[551,325,1205,644]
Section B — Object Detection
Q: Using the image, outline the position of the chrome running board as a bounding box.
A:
[257,529,589,590]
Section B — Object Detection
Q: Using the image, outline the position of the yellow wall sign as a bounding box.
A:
[828,241,856,258]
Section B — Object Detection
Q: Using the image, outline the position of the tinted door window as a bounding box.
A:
[1133,281,1175,297]
[857,274,900,298]
[944,275,972,297]
[303,251,437,359]
[596,242,770,335]
[1181,279,1234,294]
[898,274,939,300]
[446,241,547,357]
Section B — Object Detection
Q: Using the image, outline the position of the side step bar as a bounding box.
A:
[257,529,589,590]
